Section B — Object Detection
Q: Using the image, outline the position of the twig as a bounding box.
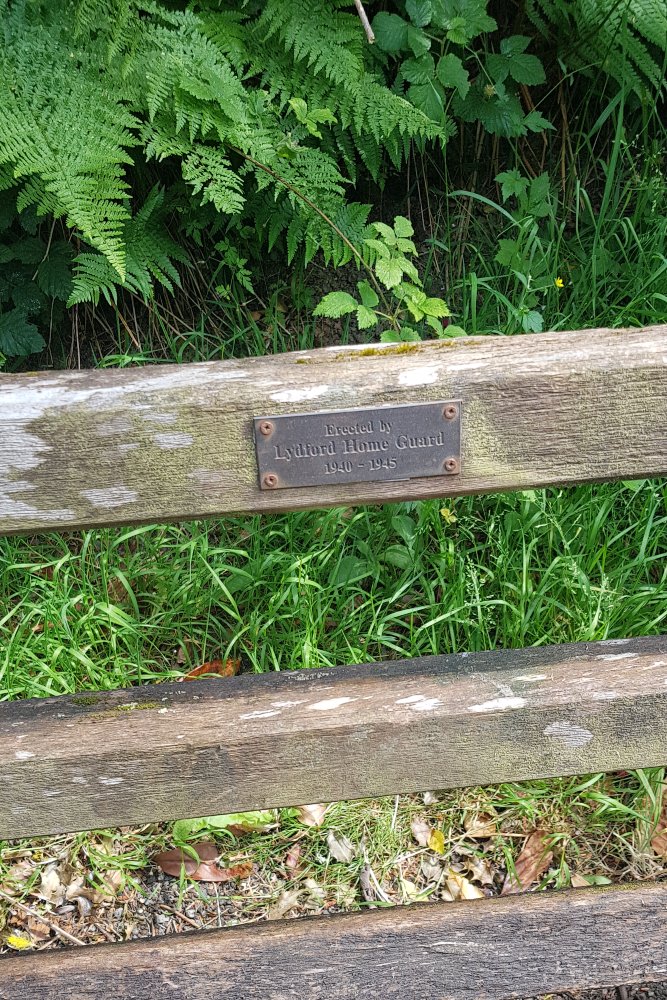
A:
[353,0,375,43]
[0,888,86,947]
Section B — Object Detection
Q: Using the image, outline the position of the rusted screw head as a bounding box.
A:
[443,457,459,474]
[262,473,279,489]
[443,404,458,421]
[259,421,274,437]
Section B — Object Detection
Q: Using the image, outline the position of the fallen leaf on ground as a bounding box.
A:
[285,844,302,870]
[326,830,356,863]
[37,867,63,906]
[467,856,495,887]
[154,842,245,882]
[184,658,241,681]
[410,816,431,847]
[571,873,591,888]
[296,803,327,827]
[428,829,445,854]
[446,869,485,901]
[422,791,438,805]
[267,888,301,920]
[464,812,498,839]
[501,830,553,895]
[650,794,667,859]
[421,857,443,883]
[25,915,51,942]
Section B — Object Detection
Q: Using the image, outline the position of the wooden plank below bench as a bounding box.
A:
[2,635,666,840]
[1,883,666,999]
[2,324,667,535]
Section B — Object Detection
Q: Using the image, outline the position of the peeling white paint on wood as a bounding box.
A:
[514,674,547,682]
[81,487,138,507]
[240,710,281,720]
[153,432,194,449]
[596,653,638,662]
[396,695,425,704]
[270,385,331,403]
[411,698,442,712]
[309,697,356,711]
[543,721,594,747]
[398,365,440,387]
[15,751,35,760]
[98,777,124,786]
[468,697,527,713]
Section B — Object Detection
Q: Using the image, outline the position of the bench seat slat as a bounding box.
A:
[2,635,666,840]
[0,883,665,999]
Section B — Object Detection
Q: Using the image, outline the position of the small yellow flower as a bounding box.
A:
[554,276,564,288]
[440,507,457,524]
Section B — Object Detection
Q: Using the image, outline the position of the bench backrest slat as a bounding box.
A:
[2,324,666,536]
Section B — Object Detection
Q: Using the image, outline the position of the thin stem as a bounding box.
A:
[353,0,375,44]
[230,146,389,310]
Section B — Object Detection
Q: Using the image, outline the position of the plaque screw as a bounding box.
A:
[259,421,274,437]
[443,457,459,474]
[443,404,458,420]
[262,473,279,489]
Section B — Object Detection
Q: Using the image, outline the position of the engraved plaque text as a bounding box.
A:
[254,400,461,490]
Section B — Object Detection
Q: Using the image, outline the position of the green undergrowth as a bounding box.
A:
[1,481,666,697]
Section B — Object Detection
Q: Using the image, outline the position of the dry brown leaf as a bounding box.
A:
[183,658,241,681]
[464,812,498,839]
[570,873,591,888]
[650,796,667,859]
[501,830,553,895]
[37,867,63,906]
[467,856,495,887]
[410,816,431,847]
[326,830,356,863]
[296,803,327,827]
[154,841,243,882]
[285,843,302,870]
[25,915,51,942]
[446,869,485,901]
[267,888,301,920]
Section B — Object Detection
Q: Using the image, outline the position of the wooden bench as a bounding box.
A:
[1,324,667,998]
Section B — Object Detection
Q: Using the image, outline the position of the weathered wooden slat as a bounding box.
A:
[1,324,666,534]
[2,636,666,840]
[1,883,666,998]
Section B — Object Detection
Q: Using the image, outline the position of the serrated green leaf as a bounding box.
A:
[393,215,414,238]
[445,324,468,337]
[356,304,378,329]
[496,169,529,202]
[409,81,445,122]
[402,54,436,85]
[521,309,543,332]
[500,35,531,57]
[204,811,275,831]
[373,221,398,244]
[436,53,470,99]
[0,308,45,357]
[313,291,357,318]
[371,12,409,52]
[375,256,405,288]
[407,24,431,56]
[523,109,553,132]
[357,280,379,308]
[507,52,545,85]
[406,0,433,28]
[422,296,450,317]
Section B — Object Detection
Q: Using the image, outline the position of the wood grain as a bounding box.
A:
[2,636,666,840]
[1,883,665,999]
[2,325,666,534]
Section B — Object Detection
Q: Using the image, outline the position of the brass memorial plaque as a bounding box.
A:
[254,400,461,490]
